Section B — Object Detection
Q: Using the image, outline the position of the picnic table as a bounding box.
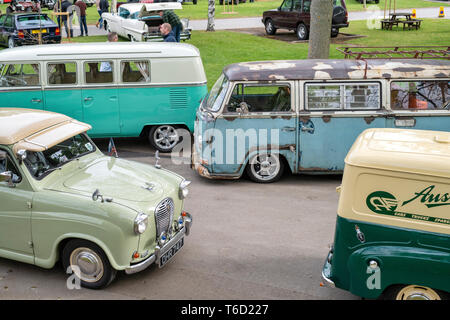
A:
[381,12,423,30]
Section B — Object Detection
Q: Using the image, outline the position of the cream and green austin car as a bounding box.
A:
[0,108,192,289]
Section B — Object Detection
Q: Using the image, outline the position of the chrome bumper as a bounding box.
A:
[125,212,193,275]
[321,250,335,288]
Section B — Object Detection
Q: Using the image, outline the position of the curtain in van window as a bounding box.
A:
[136,61,150,82]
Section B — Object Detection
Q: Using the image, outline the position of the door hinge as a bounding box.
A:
[28,241,34,248]
[27,201,32,209]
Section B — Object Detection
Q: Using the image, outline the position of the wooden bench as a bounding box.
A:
[400,19,422,30]
[381,19,400,30]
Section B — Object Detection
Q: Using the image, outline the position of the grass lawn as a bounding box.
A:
[62,18,450,88]
[0,0,448,24]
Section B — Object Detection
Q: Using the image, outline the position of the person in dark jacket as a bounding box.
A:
[61,0,73,38]
[160,23,176,42]
[158,10,182,42]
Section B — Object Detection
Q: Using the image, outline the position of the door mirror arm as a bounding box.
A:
[0,171,15,188]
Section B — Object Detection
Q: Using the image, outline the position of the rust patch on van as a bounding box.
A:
[364,116,375,124]
[223,116,237,122]
[322,116,331,123]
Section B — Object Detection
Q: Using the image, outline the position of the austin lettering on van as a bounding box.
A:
[321,128,450,300]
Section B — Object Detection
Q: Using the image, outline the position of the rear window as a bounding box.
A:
[17,15,54,27]
[391,80,450,110]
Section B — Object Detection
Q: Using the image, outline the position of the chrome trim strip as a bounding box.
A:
[321,270,335,288]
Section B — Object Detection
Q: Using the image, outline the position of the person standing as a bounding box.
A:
[95,0,102,28]
[98,0,109,29]
[61,0,73,38]
[158,9,183,42]
[74,0,88,36]
[160,23,176,42]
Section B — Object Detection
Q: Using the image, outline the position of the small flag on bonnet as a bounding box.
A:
[108,138,118,158]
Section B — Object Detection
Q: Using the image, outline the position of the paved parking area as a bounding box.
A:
[0,138,357,300]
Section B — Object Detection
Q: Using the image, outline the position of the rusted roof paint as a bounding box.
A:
[223,59,450,81]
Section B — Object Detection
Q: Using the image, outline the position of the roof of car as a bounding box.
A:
[0,42,201,61]
[345,128,450,178]
[119,2,182,13]
[0,108,90,146]
[223,59,450,81]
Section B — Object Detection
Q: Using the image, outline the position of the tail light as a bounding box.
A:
[55,28,60,36]
[18,30,24,38]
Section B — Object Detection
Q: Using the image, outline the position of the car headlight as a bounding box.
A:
[179,180,191,199]
[134,213,148,234]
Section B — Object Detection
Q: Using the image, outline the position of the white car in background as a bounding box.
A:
[102,2,191,42]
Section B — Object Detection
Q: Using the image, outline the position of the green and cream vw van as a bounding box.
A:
[0,42,208,152]
[0,108,193,289]
[322,128,450,300]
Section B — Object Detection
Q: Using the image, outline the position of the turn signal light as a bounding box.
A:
[181,211,187,217]
[133,252,140,259]
[55,28,60,36]
[18,30,24,39]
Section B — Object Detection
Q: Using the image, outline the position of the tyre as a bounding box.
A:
[149,125,180,152]
[296,23,308,40]
[331,29,339,38]
[8,37,15,49]
[62,239,117,289]
[246,153,284,183]
[382,285,449,300]
[193,0,197,4]
[219,0,223,4]
[264,18,276,35]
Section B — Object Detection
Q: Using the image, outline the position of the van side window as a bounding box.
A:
[0,150,21,184]
[227,84,291,113]
[0,63,40,87]
[306,83,381,110]
[85,61,114,84]
[4,16,13,28]
[0,15,6,26]
[47,62,76,85]
[391,81,449,110]
[121,61,150,83]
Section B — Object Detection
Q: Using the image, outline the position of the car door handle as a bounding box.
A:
[31,99,41,103]
[301,126,314,132]
[281,126,296,132]
[84,97,93,102]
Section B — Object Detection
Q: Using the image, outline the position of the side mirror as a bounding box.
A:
[0,171,14,188]
[92,188,101,202]
[238,102,249,114]
[16,149,26,164]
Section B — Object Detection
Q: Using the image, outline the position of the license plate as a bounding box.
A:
[159,237,184,268]
[32,29,47,33]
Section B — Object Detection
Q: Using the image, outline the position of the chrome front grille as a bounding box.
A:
[154,197,174,237]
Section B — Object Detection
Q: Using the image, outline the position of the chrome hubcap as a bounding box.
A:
[70,247,104,283]
[154,126,179,150]
[250,154,280,181]
[298,26,306,39]
[396,285,441,300]
[266,21,273,33]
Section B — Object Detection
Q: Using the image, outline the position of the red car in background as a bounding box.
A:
[5,0,41,14]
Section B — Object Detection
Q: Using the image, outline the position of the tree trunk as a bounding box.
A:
[307,0,333,59]
[206,0,215,31]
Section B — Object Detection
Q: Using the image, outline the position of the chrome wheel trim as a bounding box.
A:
[8,37,14,49]
[396,285,441,300]
[265,20,274,34]
[69,247,104,283]
[153,125,179,150]
[249,154,280,181]
[297,25,306,39]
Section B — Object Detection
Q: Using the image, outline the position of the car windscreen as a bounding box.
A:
[16,15,55,28]
[203,73,229,112]
[23,133,96,180]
